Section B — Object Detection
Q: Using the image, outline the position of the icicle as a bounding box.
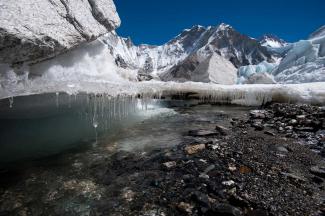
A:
[8,96,13,108]
[55,92,59,108]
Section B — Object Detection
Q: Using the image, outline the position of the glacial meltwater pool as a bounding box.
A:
[0,94,251,215]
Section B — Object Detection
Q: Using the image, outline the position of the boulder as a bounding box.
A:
[0,0,120,65]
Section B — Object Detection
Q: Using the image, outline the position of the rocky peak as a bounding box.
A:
[259,34,287,48]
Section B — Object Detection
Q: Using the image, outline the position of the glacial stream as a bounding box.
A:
[0,95,251,215]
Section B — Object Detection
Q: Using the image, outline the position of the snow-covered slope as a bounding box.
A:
[273,25,325,83]
[104,23,276,83]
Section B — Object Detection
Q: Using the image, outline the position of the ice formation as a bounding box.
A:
[237,61,277,83]
[273,29,325,83]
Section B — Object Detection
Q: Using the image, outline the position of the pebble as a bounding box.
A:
[184,144,206,155]
[163,161,177,169]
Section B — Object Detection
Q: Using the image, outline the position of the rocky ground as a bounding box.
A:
[1,103,325,215]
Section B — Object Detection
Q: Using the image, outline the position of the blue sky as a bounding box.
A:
[114,0,325,45]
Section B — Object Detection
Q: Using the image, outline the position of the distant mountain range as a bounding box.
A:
[103,23,325,84]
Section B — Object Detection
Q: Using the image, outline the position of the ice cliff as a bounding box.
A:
[0,0,120,65]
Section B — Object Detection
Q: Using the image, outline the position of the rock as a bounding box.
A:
[252,122,264,131]
[177,202,194,214]
[163,161,177,169]
[276,146,289,153]
[289,119,298,125]
[222,180,235,186]
[228,165,237,172]
[239,166,252,174]
[296,115,306,120]
[188,130,218,137]
[204,165,216,174]
[215,125,229,135]
[192,191,210,208]
[264,131,275,136]
[210,203,242,216]
[310,166,325,178]
[184,144,206,155]
[250,110,266,119]
[0,0,121,65]
[199,173,210,179]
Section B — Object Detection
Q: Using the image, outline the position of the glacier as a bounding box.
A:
[273,27,325,83]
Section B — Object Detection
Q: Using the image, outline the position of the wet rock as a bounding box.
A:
[184,144,206,155]
[210,203,242,216]
[215,125,229,135]
[188,130,218,137]
[310,166,325,178]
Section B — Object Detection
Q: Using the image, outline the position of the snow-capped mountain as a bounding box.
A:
[104,23,325,84]
[103,23,277,84]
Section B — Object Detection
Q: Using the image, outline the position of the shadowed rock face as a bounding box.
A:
[0,0,120,65]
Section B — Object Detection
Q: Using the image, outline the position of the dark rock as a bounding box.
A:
[204,165,216,174]
[209,203,242,216]
[310,166,325,178]
[264,131,275,136]
[192,191,210,208]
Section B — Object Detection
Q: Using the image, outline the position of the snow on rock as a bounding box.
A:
[0,0,120,65]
